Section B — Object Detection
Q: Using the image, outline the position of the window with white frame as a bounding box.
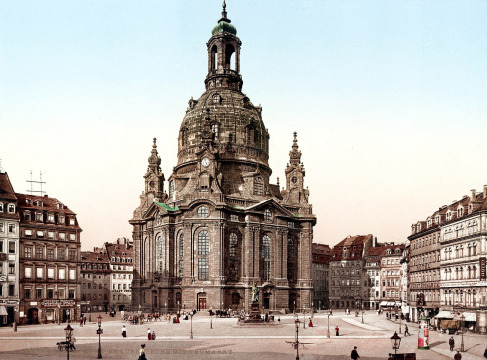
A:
[25,267,32,278]
[8,224,16,233]
[36,267,43,279]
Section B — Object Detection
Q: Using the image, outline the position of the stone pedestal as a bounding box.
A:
[248,303,262,322]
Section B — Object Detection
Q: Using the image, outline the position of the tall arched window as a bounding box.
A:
[157,235,163,273]
[287,237,296,282]
[262,234,271,281]
[178,233,184,278]
[198,230,209,280]
[228,231,240,281]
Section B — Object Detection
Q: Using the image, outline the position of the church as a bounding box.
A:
[130,3,316,314]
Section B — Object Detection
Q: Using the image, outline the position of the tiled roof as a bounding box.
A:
[333,234,372,248]
[0,172,17,201]
[81,251,109,263]
[15,193,76,215]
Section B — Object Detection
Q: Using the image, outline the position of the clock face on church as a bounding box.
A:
[202,157,210,167]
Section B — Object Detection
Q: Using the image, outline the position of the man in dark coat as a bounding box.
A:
[449,336,455,351]
[351,346,360,359]
[454,350,462,360]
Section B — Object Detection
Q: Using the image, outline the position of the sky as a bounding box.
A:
[1,1,486,251]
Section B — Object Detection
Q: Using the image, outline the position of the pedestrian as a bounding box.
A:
[69,335,76,350]
[147,328,151,340]
[454,350,462,360]
[151,330,156,340]
[404,324,410,336]
[308,317,313,327]
[449,336,455,351]
[335,326,339,336]
[79,317,83,327]
[484,347,487,359]
[138,344,147,360]
[351,346,360,359]
[83,316,87,325]
[122,325,127,338]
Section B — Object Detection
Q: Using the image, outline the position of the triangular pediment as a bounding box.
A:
[246,198,294,218]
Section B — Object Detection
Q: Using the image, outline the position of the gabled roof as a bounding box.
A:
[333,234,373,248]
[0,172,17,201]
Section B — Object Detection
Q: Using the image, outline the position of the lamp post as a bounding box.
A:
[64,323,73,360]
[303,307,306,329]
[361,301,364,324]
[390,331,401,356]
[96,314,103,359]
[319,300,321,312]
[293,300,296,314]
[294,319,301,360]
[190,313,193,339]
[460,314,465,352]
[177,300,180,316]
[165,302,167,316]
[327,309,332,338]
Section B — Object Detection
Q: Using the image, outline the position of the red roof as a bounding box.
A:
[15,193,76,215]
[0,172,17,201]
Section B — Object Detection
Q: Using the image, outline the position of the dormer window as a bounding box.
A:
[58,215,65,224]
[57,203,63,209]
[458,207,464,217]
[35,212,43,222]
[435,216,440,224]
[8,204,15,213]
[69,217,75,225]
[25,199,32,206]
[36,200,43,207]
[47,213,54,222]
[427,218,432,227]
[24,212,31,221]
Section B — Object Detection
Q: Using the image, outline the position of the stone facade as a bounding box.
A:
[311,243,331,310]
[0,172,20,326]
[130,4,315,314]
[106,238,133,311]
[17,193,81,324]
[378,244,405,310]
[80,248,110,313]
[364,246,382,310]
[329,235,374,309]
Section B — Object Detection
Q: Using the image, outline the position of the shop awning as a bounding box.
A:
[387,302,395,306]
[0,306,7,316]
[460,312,476,322]
[434,310,454,319]
[379,301,388,306]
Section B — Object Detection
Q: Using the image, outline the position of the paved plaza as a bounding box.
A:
[0,311,486,359]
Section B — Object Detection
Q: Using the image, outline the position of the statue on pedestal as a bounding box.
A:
[251,282,260,303]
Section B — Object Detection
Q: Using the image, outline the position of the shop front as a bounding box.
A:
[21,299,78,324]
[0,299,18,326]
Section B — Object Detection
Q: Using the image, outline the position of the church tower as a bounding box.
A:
[130,3,316,315]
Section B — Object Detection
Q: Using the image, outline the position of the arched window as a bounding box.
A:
[262,235,271,281]
[287,237,296,282]
[178,233,184,278]
[157,235,164,273]
[169,180,175,198]
[198,230,209,280]
[225,44,235,70]
[254,177,264,196]
[228,231,240,281]
[211,45,218,71]
[264,208,272,222]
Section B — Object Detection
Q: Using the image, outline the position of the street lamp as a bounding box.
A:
[165,302,167,315]
[361,301,364,324]
[327,309,332,338]
[460,314,465,352]
[390,331,401,356]
[64,323,74,360]
[177,300,180,315]
[399,310,402,334]
[96,314,103,359]
[303,307,306,329]
[190,313,193,339]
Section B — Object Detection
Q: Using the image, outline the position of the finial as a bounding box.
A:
[153,137,157,148]
[219,0,229,22]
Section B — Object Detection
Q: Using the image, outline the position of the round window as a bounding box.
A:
[291,176,298,184]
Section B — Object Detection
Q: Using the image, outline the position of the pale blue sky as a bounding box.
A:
[1,1,486,250]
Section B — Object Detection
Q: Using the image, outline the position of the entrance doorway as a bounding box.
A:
[197,292,207,310]
[27,308,39,324]
[263,292,271,309]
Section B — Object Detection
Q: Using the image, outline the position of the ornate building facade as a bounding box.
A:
[130,4,315,313]
[0,172,20,326]
[329,234,374,309]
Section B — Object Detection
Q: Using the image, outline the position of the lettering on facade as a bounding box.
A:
[480,257,486,280]
[40,299,76,307]
[0,275,6,282]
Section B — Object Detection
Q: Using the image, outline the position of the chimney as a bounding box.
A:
[471,189,476,201]
[484,185,487,199]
